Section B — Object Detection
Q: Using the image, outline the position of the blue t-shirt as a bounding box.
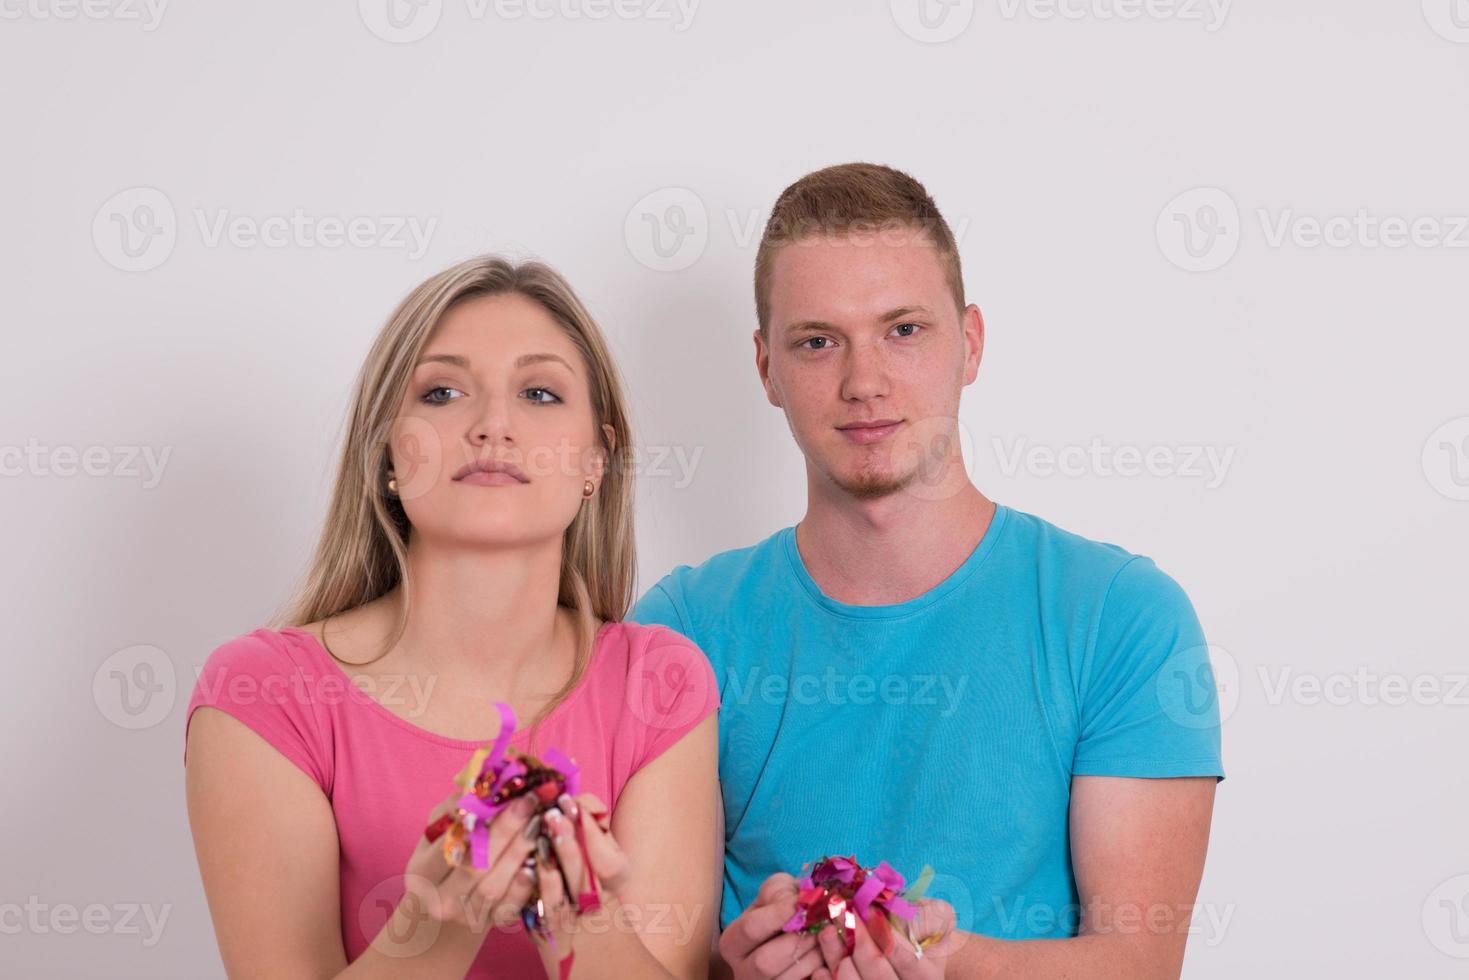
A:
[630,503,1224,937]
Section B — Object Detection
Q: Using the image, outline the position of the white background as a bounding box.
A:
[2,0,1467,976]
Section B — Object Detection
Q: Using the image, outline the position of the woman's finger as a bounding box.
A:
[467,819,540,929]
[568,793,631,895]
[543,806,588,901]
[404,791,465,883]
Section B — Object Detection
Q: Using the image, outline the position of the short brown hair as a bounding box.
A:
[753,163,965,334]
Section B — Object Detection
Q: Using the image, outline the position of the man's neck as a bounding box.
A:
[795,478,996,606]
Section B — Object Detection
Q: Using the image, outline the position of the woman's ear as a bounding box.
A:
[601,423,616,456]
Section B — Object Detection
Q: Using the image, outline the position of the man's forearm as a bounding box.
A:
[945,930,1183,980]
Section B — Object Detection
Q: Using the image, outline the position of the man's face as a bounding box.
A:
[756,229,983,501]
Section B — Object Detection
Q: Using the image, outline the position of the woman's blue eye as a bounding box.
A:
[522,387,562,404]
[422,386,462,404]
[893,322,921,338]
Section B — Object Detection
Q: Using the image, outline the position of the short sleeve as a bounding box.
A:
[183,631,334,795]
[630,580,690,635]
[1071,557,1225,781]
[623,626,720,774]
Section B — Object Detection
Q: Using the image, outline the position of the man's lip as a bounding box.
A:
[836,419,903,430]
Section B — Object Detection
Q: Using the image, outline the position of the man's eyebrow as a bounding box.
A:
[877,305,932,322]
[784,320,843,337]
[782,307,934,336]
[414,352,574,370]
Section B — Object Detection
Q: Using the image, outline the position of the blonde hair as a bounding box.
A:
[754,162,965,335]
[274,255,635,728]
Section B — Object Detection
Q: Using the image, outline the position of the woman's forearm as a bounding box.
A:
[334,895,486,980]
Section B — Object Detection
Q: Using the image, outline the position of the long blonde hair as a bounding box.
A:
[274,255,636,726]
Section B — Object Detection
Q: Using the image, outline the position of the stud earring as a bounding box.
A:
[583,480,595,498]
[387,474,399,497]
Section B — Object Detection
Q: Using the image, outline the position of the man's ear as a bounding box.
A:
[753,328,782,408]
[961,304,985,385]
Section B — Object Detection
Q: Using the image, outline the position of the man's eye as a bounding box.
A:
[801,337,833,350]
[522,387,562,404]
[893,322,922,338]
[421,386,463,404]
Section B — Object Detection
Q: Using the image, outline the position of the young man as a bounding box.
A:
[631,163,1224,980]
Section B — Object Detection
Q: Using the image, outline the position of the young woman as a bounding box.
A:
[183,256,721,979]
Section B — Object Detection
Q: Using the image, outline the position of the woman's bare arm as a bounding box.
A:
[185,707,486,979]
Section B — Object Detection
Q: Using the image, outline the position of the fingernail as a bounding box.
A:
[521,814,543,840]
[557,793,580,820]
[544,807,568,839]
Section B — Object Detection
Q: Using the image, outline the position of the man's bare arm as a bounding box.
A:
[944,775,1217,980]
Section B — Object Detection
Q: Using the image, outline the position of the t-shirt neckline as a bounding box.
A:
[781,503,1010,620]
[278,620,616,749]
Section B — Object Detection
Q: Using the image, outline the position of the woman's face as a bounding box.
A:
[386,292,608,549]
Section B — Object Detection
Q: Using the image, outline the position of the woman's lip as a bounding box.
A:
[457,471,528,487]
[837,421,902,445]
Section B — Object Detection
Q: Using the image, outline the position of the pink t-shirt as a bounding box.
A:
[183,619,719,977]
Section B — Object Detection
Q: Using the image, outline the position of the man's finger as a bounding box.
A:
[720,894,800,962]
[850,917,900,980]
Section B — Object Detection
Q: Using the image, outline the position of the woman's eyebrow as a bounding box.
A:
[414,352,573,370]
